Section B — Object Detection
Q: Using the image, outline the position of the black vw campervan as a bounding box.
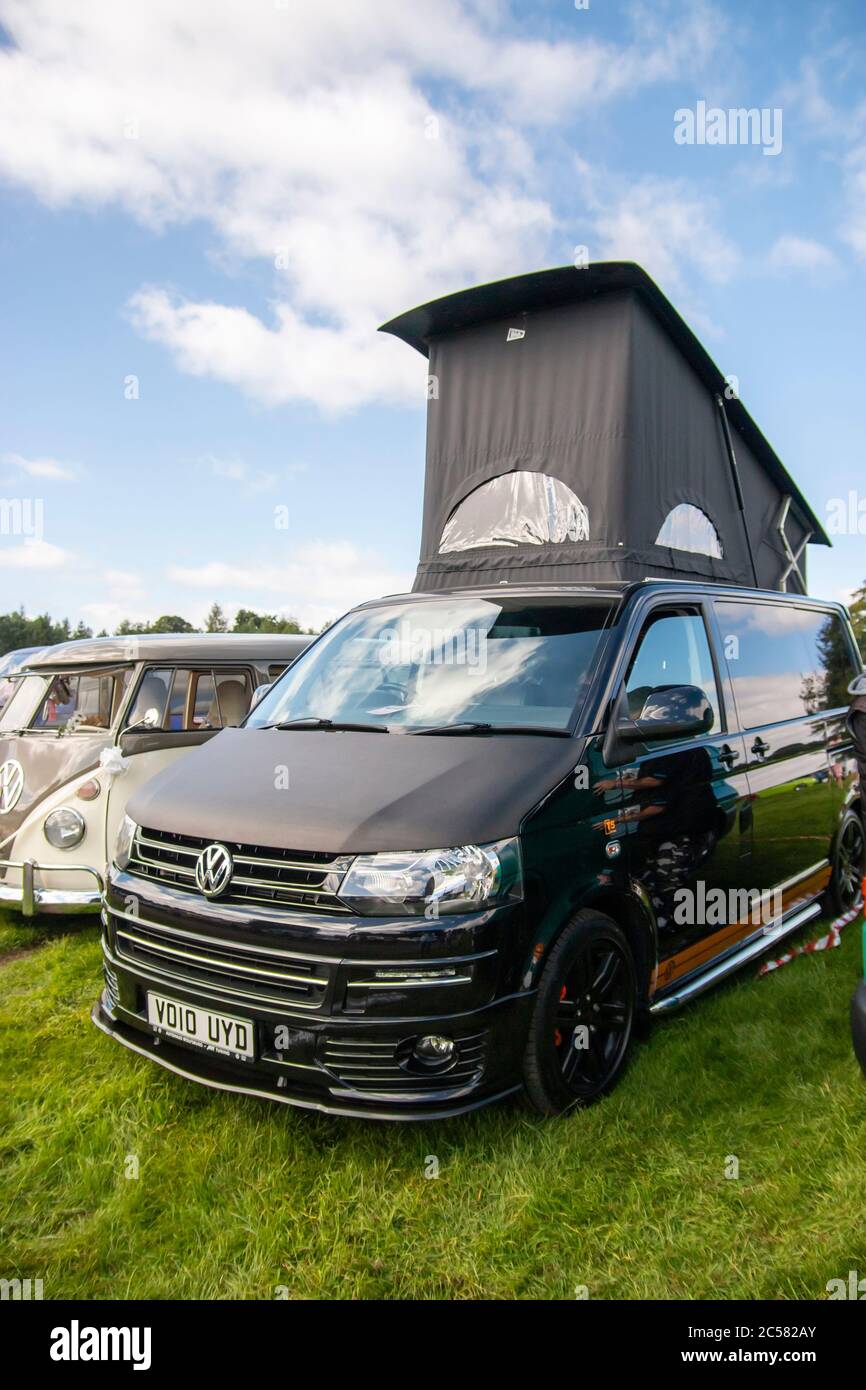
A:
[92,265,865,1119]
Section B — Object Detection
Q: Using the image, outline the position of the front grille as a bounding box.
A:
[113,914,333,1012]
[321,1030,487,1093]
[128,825,351,914]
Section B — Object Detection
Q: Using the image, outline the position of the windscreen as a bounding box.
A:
[247,596,616,733]
[28,668,130,733]
[0,673,50,732]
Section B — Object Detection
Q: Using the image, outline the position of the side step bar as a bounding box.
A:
[650,900,824,1015]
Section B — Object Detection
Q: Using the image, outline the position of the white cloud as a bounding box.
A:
[168,540,413,629]
[3,451,76,480]
[767,234,838,274]
[129,288,431,412]
[0,0,723,410]
[0,538,72,568]
[77,569,147,631]
[78,602,136,634]
[574,166,740,304]
[104,568,145,597]
[777,55,866,262]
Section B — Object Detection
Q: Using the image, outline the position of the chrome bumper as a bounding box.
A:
[0,858,103,916]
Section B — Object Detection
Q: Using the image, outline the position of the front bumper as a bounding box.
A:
[852,980,866,1077]
[93,874,534,1120]
[91,997,524,1120]
[0,857,103,916]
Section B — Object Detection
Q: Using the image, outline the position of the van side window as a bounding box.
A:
[126,668,172,728]
[126,667,253,731]
[626,609,721,735]
[716,602,858,728]
[191,670,252,728]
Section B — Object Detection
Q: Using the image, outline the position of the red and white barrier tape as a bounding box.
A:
[757,892,864,977]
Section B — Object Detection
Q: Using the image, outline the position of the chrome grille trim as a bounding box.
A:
[105,902,337,961]
[115,926,329,988]
[321,1030,487,1092]
[102,961,120,1012]
[110,912,333,1013]
[128,825,351,914]
[346,975,472,989]
[103,941,320,1018]
[136,832,347,876]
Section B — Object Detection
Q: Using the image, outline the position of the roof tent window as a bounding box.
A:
[655,504,723,559]
[439,472,590,554]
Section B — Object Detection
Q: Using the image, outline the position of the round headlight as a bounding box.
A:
[43,807,86,850]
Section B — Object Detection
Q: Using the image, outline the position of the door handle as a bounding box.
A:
[719,743,740,767]
[751,737,771,759]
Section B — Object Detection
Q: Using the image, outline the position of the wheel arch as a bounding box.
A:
[581,884,658,1008]
[520,880,658,1008]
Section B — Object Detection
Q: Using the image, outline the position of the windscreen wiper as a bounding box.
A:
[264,717,387,733]
[409,722,571,737]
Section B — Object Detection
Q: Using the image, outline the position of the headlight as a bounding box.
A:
[43,807,85,850]
[337,838,522,917]
[114,814,138,870]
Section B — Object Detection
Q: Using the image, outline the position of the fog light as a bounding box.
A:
[43,806,85,850]
[414,1035,456,1065]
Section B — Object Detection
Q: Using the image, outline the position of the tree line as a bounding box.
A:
[0,603,319,657]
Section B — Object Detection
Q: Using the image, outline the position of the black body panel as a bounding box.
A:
[127,724,580,853]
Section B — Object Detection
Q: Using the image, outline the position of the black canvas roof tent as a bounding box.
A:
[380,262,828,595]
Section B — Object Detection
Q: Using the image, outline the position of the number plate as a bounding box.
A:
[146,992,255,1061]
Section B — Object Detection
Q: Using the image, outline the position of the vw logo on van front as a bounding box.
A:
[195,842,234,899]
[0,759,24,814]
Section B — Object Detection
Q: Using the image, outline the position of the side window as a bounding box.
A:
[625,609,721,736]
[717,602,860,728]
[191,669,252,728]
[125,667,172,729]
[803,611,860,712]
[439,472,590,553]
[166,669,191,729]
[655,504,723,558]
[191,672,217,727]
[127,667,253,731]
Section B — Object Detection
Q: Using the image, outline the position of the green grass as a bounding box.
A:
[1,906,865,1300]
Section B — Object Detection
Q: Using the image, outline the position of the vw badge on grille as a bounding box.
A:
[0,759,24,814]
[195,842,234,898]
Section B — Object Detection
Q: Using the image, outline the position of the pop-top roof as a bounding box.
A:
[380,262,826,547]
[380,262,827,595]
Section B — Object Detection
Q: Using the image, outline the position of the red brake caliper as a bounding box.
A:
[554,985,566,1047]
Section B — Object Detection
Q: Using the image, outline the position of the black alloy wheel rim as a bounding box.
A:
[554,939,632,1097]
[838,817,866,909]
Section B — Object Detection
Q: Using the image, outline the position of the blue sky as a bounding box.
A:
[0,0,865,632]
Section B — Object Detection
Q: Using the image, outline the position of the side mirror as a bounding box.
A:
[603,683,713,768]
[249,682,273,711]
[124,706,161,734]
[622,685,714,743]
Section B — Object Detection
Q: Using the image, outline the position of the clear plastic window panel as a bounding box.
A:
[439,472,590,553]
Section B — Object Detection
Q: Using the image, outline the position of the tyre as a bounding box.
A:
[827,809,865,916]
[522,910,637,1116]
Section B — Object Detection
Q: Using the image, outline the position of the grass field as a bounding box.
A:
[1,905,865,1300]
